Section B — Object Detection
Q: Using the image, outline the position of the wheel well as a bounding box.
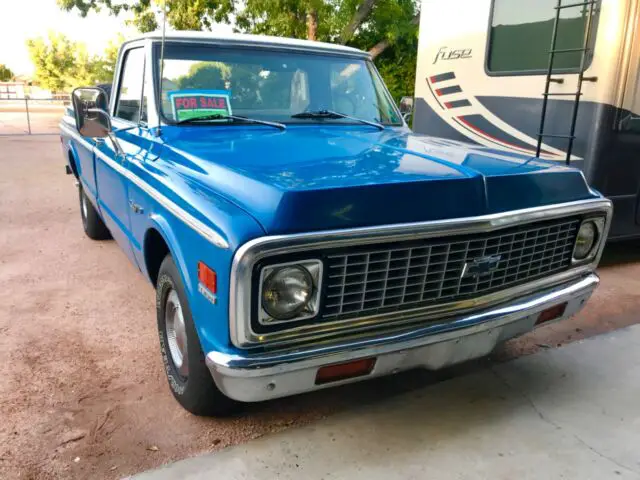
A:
[144,229,170,288]
[67,150,79,178]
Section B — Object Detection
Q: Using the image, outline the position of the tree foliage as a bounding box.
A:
[176,62,230,90]
[26,32,123,92]
[57,0,420,99]
[347,0,419,100]
[0,64,14,81]
[234,0,337,41]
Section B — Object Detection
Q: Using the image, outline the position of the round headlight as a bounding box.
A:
[262,266,313,320]
[574,221,597,260]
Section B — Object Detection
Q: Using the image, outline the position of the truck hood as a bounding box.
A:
[160,126,598,234]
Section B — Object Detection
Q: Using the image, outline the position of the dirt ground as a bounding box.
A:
[0,135,639,480]
[0,107,63,135]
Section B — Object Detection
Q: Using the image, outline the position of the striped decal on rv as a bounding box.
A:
[444,99,472,109]
[429,72,456,83]
[435,85,462,96]
[426,72,561,159]
[455,115,554,155]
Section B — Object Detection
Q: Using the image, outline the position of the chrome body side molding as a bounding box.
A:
[60,123,229,249]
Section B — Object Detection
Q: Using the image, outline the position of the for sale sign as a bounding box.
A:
[168,90,232,122]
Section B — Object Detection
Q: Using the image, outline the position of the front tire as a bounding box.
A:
[78,185,111,240]
[156,255,241,416]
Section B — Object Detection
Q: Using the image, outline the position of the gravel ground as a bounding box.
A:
[0,135,639,480]
[0,109,63,135]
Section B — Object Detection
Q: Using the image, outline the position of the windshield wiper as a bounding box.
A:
[177,114,286,130]
[291,109,384,131]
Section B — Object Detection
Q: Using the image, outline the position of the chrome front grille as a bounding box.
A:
[322,217,581,321]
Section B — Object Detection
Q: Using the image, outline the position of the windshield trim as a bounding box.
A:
[367,60,404,127]
[149,36,371,59]
[152,42,404,128]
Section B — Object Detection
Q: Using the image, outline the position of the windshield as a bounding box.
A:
[155,43,402,126]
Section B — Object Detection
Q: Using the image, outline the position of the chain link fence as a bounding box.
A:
[0,96,70,135]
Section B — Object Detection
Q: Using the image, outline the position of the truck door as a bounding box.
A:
[94,46,147,265]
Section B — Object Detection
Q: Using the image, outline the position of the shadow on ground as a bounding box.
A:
[599,239,640,267]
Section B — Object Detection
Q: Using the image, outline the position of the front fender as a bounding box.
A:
[146,214,193,294]
[65,140,80,178]
[141,204,264,356]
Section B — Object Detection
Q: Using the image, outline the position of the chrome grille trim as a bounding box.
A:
[229,198,613,349]
[321,217,580,321]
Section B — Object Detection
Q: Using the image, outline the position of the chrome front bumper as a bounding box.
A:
[206,274,599,402]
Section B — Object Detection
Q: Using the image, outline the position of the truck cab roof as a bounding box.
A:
[130,31,370,58]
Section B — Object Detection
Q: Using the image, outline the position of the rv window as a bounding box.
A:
[487,0,598,74]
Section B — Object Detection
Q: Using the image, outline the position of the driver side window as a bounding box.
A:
[115,48,146,123]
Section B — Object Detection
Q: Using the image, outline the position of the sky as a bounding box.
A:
[0,0,136,75]
[0,0,237,77]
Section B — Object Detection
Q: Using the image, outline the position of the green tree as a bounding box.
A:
[347,0,419,100]
[86,34,124,84]
[176,62,230,90]
[0,64,14,81]
[57,0,420,98]
[26,32,122,92]
[57,0,417,49]
[56,0,235,33]
[234,0,336,41]
[26,33,78,91]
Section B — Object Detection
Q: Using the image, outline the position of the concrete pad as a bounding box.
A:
[134,326,640,480]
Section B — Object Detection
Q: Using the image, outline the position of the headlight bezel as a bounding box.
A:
[572,217,605,264]
[257,259,323,325]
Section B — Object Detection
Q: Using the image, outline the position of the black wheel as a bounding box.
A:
[78,185,111,240]
[156,255,241,416]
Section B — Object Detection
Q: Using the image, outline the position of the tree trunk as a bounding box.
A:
[307,8,318,41]
[368,12,420,59]
[368,39,390,59]
[339,0,377,45]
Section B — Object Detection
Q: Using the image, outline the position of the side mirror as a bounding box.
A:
[399,96,414,120]
[72,87,111,138]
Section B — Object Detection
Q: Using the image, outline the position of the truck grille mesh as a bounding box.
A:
[322,217,580,321]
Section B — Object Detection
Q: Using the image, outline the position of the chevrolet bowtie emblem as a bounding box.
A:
[461,255,502,279]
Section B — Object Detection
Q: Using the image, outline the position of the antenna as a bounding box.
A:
[156,0,167,137]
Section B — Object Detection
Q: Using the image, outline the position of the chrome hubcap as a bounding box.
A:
[165,289,189,378]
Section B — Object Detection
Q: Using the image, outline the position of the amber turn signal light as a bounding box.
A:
[315,358,376,385]
[198,261,217,293]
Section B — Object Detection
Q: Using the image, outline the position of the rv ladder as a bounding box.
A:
[535,0,598,165]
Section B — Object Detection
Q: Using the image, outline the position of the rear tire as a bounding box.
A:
[78,185,111,240]
[156,254,241,417]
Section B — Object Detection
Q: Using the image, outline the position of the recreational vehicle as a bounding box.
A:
[412,0,640,239]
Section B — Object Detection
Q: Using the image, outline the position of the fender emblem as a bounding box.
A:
[461,255,502,279]
[198,283,217,304]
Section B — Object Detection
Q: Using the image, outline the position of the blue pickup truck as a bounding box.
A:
[60,31,612,416]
